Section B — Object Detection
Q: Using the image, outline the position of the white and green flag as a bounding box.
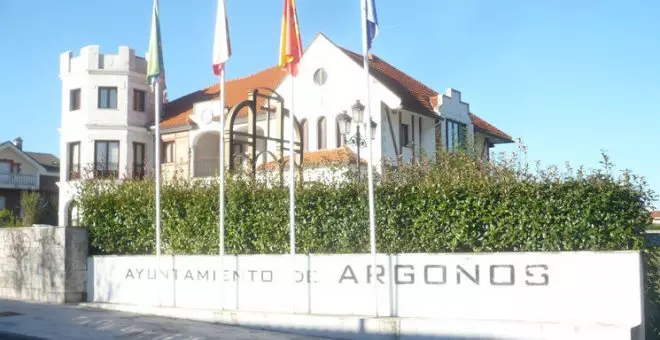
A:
[146,0,166,93]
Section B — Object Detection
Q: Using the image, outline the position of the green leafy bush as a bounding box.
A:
[0,209,21,227]
[20,191,41,226]
[77,150,654,255]
[75,148,657,336]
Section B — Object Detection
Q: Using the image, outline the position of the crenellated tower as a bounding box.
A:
[57,45,158,226]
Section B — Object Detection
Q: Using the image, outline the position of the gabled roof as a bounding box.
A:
[161,66,286,129]
[340,48,512,143]
[159,35,512,143]
[0,141,59,173]
[469,113,512,142]
[340,48,438,117]
[26,152,60,173]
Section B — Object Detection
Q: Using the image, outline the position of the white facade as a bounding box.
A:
[56,36,512,225]
[57,46,157,226]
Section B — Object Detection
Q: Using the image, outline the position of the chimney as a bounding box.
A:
[12,137,22,150]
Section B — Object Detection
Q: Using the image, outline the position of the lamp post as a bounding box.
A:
[338,100,376,181]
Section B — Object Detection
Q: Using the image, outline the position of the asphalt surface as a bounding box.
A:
[0,299,330,340]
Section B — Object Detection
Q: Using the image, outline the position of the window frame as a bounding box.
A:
[98,87,118,109]
[67,141,81,180]
[317,116,327,150]
[400,123,410,148]
[445,119,467,152]
[133,89,146,112]
[133,142,146,179]
[162,141,175,164]
[94,140,120,178]
[70,89,81,111]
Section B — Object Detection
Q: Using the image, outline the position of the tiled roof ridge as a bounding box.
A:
[166,65,282,108]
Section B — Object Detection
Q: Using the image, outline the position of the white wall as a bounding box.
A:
[275,35,401,166]
[88,251,645,339]
[58,45,154,226]
[438,89,474,151]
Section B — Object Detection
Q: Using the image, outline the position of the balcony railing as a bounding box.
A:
[94,162,119,179]
[0,172,38,187]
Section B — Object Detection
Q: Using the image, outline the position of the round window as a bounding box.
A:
[313,68,328,87]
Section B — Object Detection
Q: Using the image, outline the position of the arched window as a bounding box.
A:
[317,116,327,150]
[301,119,309,151]
[336,118,345,147]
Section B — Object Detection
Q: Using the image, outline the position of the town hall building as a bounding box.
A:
[57,33,513,226]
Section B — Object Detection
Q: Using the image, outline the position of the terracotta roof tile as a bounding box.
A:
[469,113,513,142]
[160,66,286,129]
[341,49,438,116]
[339,48,512,142]
[258,147,365,171]
[160,44,512,143]
[652,211,660,219]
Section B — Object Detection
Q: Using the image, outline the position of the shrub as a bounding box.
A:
[76,149,654,255]
[0,209,21,227]
[20,191,41,226]
[75,148,657,336]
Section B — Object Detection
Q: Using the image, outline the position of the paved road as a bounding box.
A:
[0,299,329,340]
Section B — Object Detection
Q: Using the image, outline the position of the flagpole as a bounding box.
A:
[155,80,162,259]
[219,70,226,257]
[219,69,226,310]
[289,75,296,314]
[361,0,378,317]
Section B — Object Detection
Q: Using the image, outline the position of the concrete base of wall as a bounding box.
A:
[79,302,641,340]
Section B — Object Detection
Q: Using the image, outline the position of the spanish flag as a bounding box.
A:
[278,0,303,77]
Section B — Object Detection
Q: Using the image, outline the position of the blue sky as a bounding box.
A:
[1,0,658,206]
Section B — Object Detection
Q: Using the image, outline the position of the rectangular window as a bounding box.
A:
[68,142,81,180]
[0,196,5,210]
[445,120,467,152]
[162,141,175,164]
[98,87,118,109]
[400,123,410,148]
[70,89,81,111]
[94,140,119,178]
[133,142,146,179]
[133,89,146,112]
[0,161,11,184]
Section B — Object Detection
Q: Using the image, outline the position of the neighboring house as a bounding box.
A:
[56,33,513,226]
[652,211,660,226]
[0,137,60,223]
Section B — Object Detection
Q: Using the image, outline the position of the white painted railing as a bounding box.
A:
[0,172,38,187]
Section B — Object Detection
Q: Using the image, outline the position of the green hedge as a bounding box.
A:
[77,152,653,255]
[75,150,658,338]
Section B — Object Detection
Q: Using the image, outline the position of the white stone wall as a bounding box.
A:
[87,251,645,339]
[0,226,88,303]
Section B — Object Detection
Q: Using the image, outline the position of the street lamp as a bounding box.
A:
[339,100,377,181]
[337,111,352,137]
[352,100,365,124]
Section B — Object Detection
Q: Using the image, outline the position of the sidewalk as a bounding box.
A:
[0,299,329,340]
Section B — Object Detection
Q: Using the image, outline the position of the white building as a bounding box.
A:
[57,34,512,226]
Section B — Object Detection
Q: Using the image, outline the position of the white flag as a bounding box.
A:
[212,0,231,75]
